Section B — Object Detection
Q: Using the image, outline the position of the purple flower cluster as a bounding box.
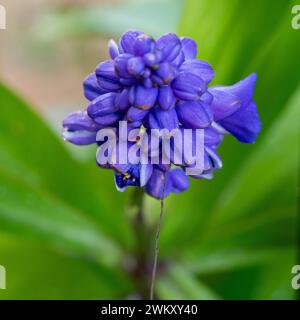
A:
[62,30,261,199]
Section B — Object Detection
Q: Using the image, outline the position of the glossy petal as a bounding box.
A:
[156,33,182,62]
[180,37,197,60]
[62,110,101,145]
[180,60,214,84]
[155,62,177,84]
[208,88,241,121]
[108,39,119,59]
[158,85,176,110]
[127,107,149,122]
[148,107,179,131]
[218,101,261,143]
[127,57,145,76]
[62,130,97,146]
[119,30,142,54]
[93,112,123,126]
[204,127,223,146]
[87,93,118,118]
[140,164,153,187]
[176,101,213,128]
[143,52,160,67]
[169,168,190,193]
[96,60,121,91]
[63,110,101,132]
[172,72,207,100]
[133,34,155,56]
[115,54,134,79]
[145,168,171,199]
[211,73,257,110]
[83,73,107,101]
[130,86,158,110]
[205,146,222,170]
[115,89,130,111]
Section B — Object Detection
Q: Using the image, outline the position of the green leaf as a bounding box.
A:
[0,82,134,249]
[157,263,220,300]
[0,235,132,299]
[211,86,300,223]
[0,169,122,267]
[183,247,295,275]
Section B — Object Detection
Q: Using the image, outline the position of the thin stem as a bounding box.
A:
[150,172,166,300]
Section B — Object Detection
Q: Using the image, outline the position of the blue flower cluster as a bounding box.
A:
[63,30,261,199]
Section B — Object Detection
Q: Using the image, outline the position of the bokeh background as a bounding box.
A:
[0,0,299,299]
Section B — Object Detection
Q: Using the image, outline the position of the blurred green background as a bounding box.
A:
[0,0,299,299]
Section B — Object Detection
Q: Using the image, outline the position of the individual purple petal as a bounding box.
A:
[210,73,260,143]
[148,107,179,131]
[208,88,241,121]
[155,62,177,84]
[190,171,214,180]
[180,60,214,84]
[145,168,171,199]
[205,146,222,170]
[62,110,101,145]
[108,39,119,59]
[151,74,164,86]
[211,73,257,110]
[93,112,123,126]
[127,107,150,122]
[83,73,107,101]
[127,57,145,76]
[130,85,158,110]
[133,34,156,56]
[87,93,118,118]
[143,77,153,89]
[115,89,130,111]
[143,53,160,67]
[169,168,189,193]
[158,85,176,110]
[63,110,101,132]
[156,33,182,62]
[171,50,185,67]
[204,127,223,146]
[180,37,197,60]
[119,77,137,86]
[115,53,134,79]
[140,164,153,187]
[176,101,212,128]
[200,91,213,105]
[119,30,142,54]
[96,60,121,91]
[63,130,97,146]
[172,72,207,100]
[218,101,261,143]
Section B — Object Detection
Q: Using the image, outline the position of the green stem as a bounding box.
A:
[129,188,151,298]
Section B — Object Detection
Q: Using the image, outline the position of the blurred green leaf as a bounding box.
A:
[0,83,134,249]
[157,263,220,300]
[152,0,300,300]
[0,235,132,299]
[211,85,300,223]
[184,247,295,275]
[0,169,122,267]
